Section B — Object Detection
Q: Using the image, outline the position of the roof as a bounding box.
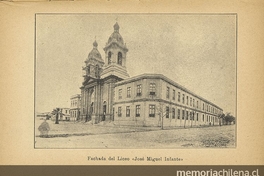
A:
[70,94,81,99]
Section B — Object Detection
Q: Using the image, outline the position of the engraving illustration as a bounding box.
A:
[35,14,236,149]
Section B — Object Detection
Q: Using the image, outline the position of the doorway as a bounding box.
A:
[102,105,106,121]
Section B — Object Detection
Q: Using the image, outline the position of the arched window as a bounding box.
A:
[87,66,90,75]
[118,52,122,65]
[90,102,94,114]
[108,52,111,64]
[95,65,99,78]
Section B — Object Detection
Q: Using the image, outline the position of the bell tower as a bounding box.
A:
[80,40,104,122]
[101,22,130,79]
[83,40,104,80]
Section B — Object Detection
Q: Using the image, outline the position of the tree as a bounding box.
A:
[218,113,225,126]
[156,101,165,130]
[224,113,236,125]
[51,108,62,124]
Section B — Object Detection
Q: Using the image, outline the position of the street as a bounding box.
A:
[35,119,235,149]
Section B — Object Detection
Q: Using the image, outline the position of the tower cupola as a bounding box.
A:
[87,40,104,63]
[83,40,104,82]
[101,22,129,80]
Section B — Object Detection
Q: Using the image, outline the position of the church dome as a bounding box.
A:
[105,22,127,51]
[107,22,125,45]
[87,40,104,63]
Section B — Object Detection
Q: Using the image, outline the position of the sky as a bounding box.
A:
[36,14,236,116]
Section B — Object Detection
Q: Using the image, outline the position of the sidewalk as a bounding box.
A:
[35,119,162,138]
[35,118,223,138]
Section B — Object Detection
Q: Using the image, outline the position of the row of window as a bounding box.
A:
[71,100,79,107]
[166,86,220,115]
[167,87,200,108]
[117,105,218,122]
[117,83,220,115]
[108,52,123,65]
[70,110,78,118]
[85,65,100,78]
[118,105,141,117]
[118,84,152,99]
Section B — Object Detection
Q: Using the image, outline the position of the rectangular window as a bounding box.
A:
[190,97,192,106]
[118,107,122,117]
[182,110,185,120]
[177,109,180,119]
[178,92,181,102]
[203,103,204,110]
[172,90,175,100]
[187,96,189,105]
[172,108,175,119]
[127,87,131,98]
[182,94,185,104]
[197,113,199,121]
[166,87,170,99]
[126,106,130,117]
[149,83,156,95]
[197,100,199,108]
[166,106,169,118]
[203,114,204,121]
[136,105,140,117]
[186,111,188,120]
[193,99,195,107]
[149,105,155,117]
[118,89,122,99]
[137,85,142,96]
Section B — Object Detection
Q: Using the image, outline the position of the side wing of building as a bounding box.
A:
[113,74,223,127]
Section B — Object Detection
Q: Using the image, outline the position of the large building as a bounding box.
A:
[79,22,223,127]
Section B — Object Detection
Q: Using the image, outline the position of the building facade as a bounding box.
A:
[113,74,223,127]
[79,22,223,127]
[70,94,81,121]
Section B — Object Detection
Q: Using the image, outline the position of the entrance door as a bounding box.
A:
[102,105,106,121]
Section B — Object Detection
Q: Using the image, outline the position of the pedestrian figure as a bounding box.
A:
[38,119,50,138]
